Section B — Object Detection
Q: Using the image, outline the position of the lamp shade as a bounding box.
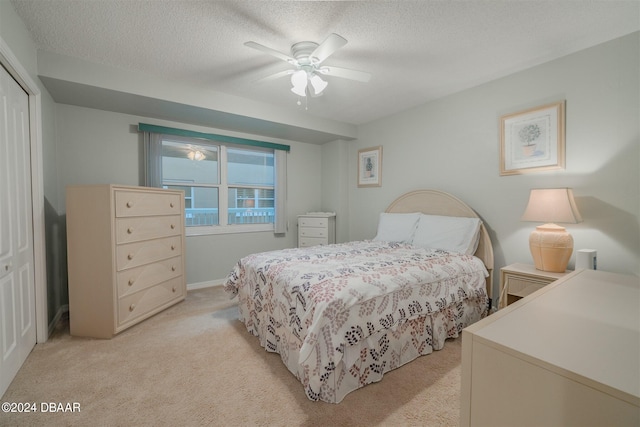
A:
[521,188,582,223]
[521,188,582,273]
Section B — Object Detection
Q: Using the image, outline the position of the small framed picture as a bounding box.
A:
[357,146,382,187]
[499,101,565,176]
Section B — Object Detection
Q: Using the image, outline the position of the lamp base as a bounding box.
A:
[529,223,573,273]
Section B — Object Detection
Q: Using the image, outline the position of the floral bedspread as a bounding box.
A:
[224,240,488,401]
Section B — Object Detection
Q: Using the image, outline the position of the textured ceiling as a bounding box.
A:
[11,0,640,126]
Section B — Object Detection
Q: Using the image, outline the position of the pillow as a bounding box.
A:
[373,212,421,243]
[411,214,482,255]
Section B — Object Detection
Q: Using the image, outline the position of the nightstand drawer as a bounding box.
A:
[299,217,328,228]
[504,276,549,295]
[299,227,327,238]
[299,237,328,247]
[499,263,572,309]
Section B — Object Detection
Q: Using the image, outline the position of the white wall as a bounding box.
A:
[1,0,64,326]
[55,104,324,283]
[343,33,639,297]
[321,139,350,241]
[0,1,57,206]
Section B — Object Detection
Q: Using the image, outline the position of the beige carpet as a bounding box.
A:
[2,286,462,427]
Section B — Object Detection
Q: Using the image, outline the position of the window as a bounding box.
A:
[142,124,288,236]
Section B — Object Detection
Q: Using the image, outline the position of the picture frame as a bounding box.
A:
[499,101,565,176]
[357,146,382,187]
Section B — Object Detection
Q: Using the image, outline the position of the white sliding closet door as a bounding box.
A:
[0,63,36,397]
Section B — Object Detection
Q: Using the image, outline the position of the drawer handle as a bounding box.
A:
[172,287,176,293]
[127,227,133,234]
[171,245,175,251]
[126,201,133,208]
[170,224,175,229]
[171,266,176,271]
[127,254,134,260]
[129,304,135,312]
[128,279,134,286]
[170,202,174,208]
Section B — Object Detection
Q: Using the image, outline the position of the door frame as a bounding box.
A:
[1,37,48,344]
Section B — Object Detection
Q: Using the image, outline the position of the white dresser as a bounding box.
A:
[297,212,336,247]
[66,184,186,338]
[461,269,640,426]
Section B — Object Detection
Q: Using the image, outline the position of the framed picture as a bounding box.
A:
[499,101,565,176]
[357,146,382,187]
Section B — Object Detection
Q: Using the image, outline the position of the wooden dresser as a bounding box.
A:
[461,269,640,426]
[297,212,336,247]
[67,184,186,338]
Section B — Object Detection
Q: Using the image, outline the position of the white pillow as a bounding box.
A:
[411,214,482,255]
[373,212,421,243]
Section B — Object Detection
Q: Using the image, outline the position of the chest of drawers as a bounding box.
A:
[66,184,186,338]
[297,212,336,247]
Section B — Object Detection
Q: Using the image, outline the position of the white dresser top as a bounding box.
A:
[298,212,336,217]
[473,269,640,400]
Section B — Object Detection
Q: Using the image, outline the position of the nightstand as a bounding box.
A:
[297,212,336,247]
[499,263,572,309]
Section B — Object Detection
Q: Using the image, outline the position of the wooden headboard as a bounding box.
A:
[386,189,494,299]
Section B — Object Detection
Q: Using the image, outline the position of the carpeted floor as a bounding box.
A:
[2,286,462,427]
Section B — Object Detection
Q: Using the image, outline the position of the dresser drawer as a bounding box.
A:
[117,276,184,328]
[116,255,183,298]
[299,237,329,247]
[299,226,328,238]
[115,190,182,217]
[116,235,182,271]
[298,217,328,228]
[116,215,182,244]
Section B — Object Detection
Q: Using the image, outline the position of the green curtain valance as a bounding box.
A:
[138,123,290,152]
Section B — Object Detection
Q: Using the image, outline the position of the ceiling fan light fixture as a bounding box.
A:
[291,84,307,97]
[290,70,306,87]
[245,34,368,104]
[187,150,205,161]
[290,70,308,96]
[309,74,328,95]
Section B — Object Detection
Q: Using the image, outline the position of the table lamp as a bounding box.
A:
[521,188,582,272]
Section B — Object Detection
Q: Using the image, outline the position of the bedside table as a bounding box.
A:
[297,212,336,248]
[499,263,572,309]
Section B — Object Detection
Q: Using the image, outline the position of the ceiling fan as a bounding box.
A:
[245,33,371,99]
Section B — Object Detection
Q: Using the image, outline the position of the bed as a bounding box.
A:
[224,189,494,403]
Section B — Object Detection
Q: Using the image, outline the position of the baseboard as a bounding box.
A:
[187,278,226,291]
[48,304,69,337]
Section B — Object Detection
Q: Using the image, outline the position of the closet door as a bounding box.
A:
[0,64,36,396]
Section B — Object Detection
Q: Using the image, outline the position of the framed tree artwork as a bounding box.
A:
[357,146,382,187]
[499,101,565,176]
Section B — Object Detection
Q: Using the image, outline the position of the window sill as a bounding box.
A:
[185,224,274,237]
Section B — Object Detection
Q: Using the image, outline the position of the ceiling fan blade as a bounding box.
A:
[318,66,372,83]
[244,41,296,64]
[310,33,347,64]
[257,69,294,82]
